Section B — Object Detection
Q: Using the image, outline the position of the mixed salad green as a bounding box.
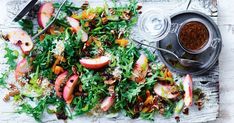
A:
[0,0,205,122]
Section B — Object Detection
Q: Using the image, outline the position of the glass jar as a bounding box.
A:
[138,9,171,42]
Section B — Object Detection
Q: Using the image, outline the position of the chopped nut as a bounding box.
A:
[79,84,83,92]
[175,116,180,122]
[39,34,45,41]
[104,79,116,85]
[3,34,9,41]
[118,31,124,39]
[83,93,88,96]
[159,108,165,115]
[9,83,17,90]
[84,22,90,27]
[97,48,104,56]
[8,89,20,97]
[37,77,43,85]
[108,85,115,94]
[147,72,153,77]
[3,94,10,102]
[101,17,108,24]
[59,27,65,32]
[182,107,189,115]
[72,66,78,75]
[48,26,56,35]
[101,11,105,18]
[147,106,155,113]
[137,96,143,103]
[110,30,115,35]
[137,3,143,10]
[75,92,88,97]
[54,55,66,62]
[75,92,83,96]
[81,1,89,10]
[146,90,151,97]
[196,99,204,110]
[109,8,115,14]
[18,81,26,87]
[134,105,140,113]
[121,10,131,20]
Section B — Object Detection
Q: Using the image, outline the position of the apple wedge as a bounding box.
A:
[15,58,31,80]
[55,71,68,98]
[7,29,33,54]
[66,17,88,42]
[183,74,193,107]
[38,2,54,28]
[101,94,115,111]
[131,54,148,83]
[79,56,110,70]
[154,83,178,99]
[63,74,79,104]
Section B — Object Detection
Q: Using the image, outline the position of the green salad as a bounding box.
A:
[0,0,205,122]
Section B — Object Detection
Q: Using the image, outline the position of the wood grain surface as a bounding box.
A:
[0,0,231,123]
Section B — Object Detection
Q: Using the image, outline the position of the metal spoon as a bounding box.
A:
[132,39,204,67]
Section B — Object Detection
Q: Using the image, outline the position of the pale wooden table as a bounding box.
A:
[210,1,234,123]
[0,0,233,123]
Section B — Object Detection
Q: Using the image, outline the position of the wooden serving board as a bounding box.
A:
[0,0,219,123]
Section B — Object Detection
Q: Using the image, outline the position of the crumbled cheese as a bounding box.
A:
[41,78,53,96]
[51,39,65,55]
[112,67,122,80]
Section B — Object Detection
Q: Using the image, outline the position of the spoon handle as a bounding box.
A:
[131,39,179,59]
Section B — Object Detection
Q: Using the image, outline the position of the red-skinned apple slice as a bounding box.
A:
[15,58,31,80]
[55,71,68,98]
[101,94,115,111]
[154,83,178,99]
[66,17,88,42]
[7,29,33,54]
[183,74,193,107]
[38,2,54,28]
[131,54,148,83]
[63,74,79,104]
[79,56,110,70]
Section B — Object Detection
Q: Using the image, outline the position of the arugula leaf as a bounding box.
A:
[145,73,158,89]
[18,97,47,121]
[4,45,18,70]
[72,70,107,116]
[139,111,156,121]
[0,44,18,87]
[18,19,34,35]
[0,73,7,87]
[143,48,156,62]
[18,95,69,121]
[125,83,144,102]
[53,1,81,16]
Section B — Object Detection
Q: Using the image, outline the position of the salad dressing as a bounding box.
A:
[179,21,209,51]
